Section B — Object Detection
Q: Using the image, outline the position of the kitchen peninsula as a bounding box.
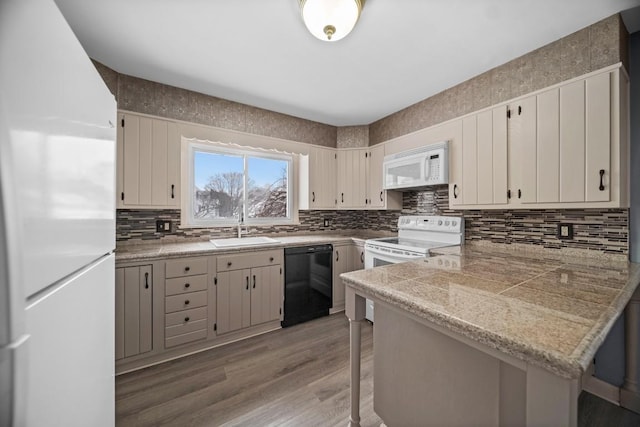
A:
[342,244,640,427]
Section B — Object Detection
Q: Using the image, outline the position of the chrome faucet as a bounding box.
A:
[237,213,249,238]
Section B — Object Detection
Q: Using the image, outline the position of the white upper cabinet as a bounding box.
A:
[448,64,628,210]
[117,112,180,208]
[303,145,337,209]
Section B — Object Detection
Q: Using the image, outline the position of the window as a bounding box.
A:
[186,142,292,226]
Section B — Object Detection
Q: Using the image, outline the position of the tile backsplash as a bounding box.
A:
[117,186,628,255]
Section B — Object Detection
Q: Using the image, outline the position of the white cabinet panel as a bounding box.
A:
[493,106,508,204]
[586,72,611,202]
[476,110,493,204]
[560,80,586,202]
[462,116,478,205]
[537,89,560,203]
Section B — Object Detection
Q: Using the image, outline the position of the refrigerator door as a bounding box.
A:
[0,0,116,299]
[24,254,115,427]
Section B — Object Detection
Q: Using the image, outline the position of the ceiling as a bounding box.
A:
[55,0,640,127]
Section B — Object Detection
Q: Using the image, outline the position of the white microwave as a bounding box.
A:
[383,141,449,190]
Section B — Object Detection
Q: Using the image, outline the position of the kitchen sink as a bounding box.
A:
[210,236,280,248]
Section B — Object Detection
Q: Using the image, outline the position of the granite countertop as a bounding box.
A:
[341,243,640,379]
[115,230,390,262]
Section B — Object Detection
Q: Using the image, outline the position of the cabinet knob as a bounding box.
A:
[227,261,232,267]
[270,257,274,262]
[184,317,190,322]
[185,283,190,288]
[185,300,190,305]
[184,266,190,272]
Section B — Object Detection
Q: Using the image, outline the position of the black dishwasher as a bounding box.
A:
[282,244,333,327]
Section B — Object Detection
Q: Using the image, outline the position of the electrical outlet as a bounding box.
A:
[557,223,573,240]
[156,220,172,233]
[323,219,330,227]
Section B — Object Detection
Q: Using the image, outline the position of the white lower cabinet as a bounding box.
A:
[215,250,283,335]
[115,265,153,360]
[332,242,366,312]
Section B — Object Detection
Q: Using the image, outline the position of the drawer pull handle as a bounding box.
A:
[144,272,149,289]
[227,261,232,267]
[184,266,190,272]
[518,189,522,199]
[246,276,249,290]
[270,257,274,262]
[380,191,383,202]
[360,252,364,263]
[312,191,315,202]
[171,184,175,199]
[253,275,256,289]
[599,169,605,191]
[185,300,190,305]
[184,317,190,322]
[336,250,339,262]
[185,283,190,288]
[453,184,458,199]
[341,193,344,203]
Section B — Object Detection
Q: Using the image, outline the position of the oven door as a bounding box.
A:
[364,243,426,269]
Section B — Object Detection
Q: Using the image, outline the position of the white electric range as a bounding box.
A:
[363,215,464,321]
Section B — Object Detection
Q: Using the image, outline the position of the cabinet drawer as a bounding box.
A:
[165,274,208,296]
[165,329,207,348]
[217,249,282,272]
[165,319,207,338]
[165,290,207,313]
[165,306,208,327]
[165,257,208,278]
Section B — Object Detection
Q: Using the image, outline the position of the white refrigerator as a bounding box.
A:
[0,0,117,426]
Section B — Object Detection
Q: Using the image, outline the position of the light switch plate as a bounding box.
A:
[156,219,172,233]
[323,219,330,227]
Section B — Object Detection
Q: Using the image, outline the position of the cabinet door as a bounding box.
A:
[309,146,322,209]
[115,265,152,360]
[368,145,386,208]
[250,265,282,326]
[216,269,250,334]
[537,88,560,203]
[332,245,351,307]
[318,148,337,208]
[461,116,478,205]
[448,120,464,206]
[351,244,365,271]
[586,72,611,202]
[118,113,176,208]
[336,150,348,207]
[508,96,537,204]
[560,80,586,202]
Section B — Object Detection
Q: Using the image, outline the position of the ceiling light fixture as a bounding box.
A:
[300,0,362,42]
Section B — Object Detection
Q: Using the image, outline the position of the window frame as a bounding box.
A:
[185,141,294,227]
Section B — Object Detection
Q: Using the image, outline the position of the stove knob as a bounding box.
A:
[445,220,450,226]
[452,221,457,227]
[438,220,443,226]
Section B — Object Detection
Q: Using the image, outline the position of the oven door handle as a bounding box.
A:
[365,246,425,261]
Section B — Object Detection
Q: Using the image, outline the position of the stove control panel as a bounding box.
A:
[397,215,464,233]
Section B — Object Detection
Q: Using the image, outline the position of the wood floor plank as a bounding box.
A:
[116,313,640,427]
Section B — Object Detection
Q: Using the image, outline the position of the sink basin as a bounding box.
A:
[210,236,280,248]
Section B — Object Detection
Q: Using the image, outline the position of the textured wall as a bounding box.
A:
[337,126,369,148]
[369,14,629,145]
[92,61,338,148]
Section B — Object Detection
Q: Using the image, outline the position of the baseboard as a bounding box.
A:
[582,374,621,406]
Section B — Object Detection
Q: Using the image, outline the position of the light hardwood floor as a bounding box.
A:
[116,313,640,427]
